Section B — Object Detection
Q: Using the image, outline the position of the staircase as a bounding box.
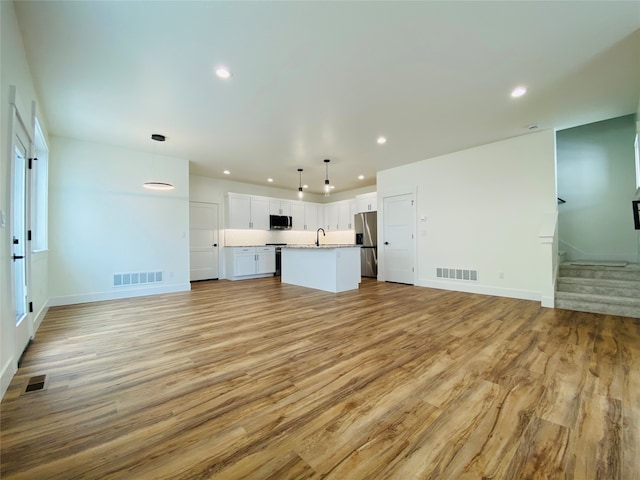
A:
[555,262,640,318]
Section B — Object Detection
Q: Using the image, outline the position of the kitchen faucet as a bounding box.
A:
[316,228,325,246]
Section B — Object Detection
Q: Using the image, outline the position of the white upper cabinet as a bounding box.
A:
[251,197,269,229]
[338,200,354,230]
[227,192,373,231]
[291,201,323,231]
[226,194,251,229]
[355,192,377,212]
[324,203,338,230]
[269,199,291,216]
[323,200,357,231]
[304,203,320,231]
[290,201,305,230]
[226,193,269,229]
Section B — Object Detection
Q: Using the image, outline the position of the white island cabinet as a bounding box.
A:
[281,245,360,293]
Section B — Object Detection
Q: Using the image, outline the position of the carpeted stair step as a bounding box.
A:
[559,264,640,282]
[555,291,640,318]
[557,277,640,299]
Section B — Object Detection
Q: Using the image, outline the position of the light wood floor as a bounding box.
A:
[2,278,639,479]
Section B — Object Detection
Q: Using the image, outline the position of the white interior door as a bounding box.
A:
[383,193,415,284]
[189,202,219,281]
[11,118,32,358]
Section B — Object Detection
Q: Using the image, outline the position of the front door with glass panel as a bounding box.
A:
[12,122,31,357]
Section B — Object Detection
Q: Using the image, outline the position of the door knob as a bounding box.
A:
[384,241,389,245]
[12,254,25,261]
[213,244,218,247]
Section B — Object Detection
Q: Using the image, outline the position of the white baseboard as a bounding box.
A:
[49,283,192,307]
[1,357,17,400]
[541,295,555,308]
[415,279,541,303]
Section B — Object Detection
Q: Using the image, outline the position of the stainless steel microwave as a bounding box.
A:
[269,215,292,230]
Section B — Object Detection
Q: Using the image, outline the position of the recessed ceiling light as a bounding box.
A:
[215,66,232,79]
[223,170,230,175]
[377,136,387,144]
[330,185,335,190]
[267,178,274,183]
[358,175,365,180]
[511,86,527,98]
[303,184,308,189]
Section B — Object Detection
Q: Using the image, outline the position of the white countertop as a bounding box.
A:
[284,244,359,249]
[226,244,358,249]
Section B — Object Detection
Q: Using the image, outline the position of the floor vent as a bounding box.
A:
[24,375,46,394]
[113,271,163,287]
[436,267,479,282]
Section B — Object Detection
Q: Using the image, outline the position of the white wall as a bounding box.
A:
[378,129,557,302]
[557,114,638,262]
[0,0,50,397]
[48,137,190,305]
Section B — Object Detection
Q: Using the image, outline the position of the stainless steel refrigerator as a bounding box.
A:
[354,211,377,277]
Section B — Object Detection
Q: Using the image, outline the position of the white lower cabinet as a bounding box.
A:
[256,248,275,274]
[226,246,275,280]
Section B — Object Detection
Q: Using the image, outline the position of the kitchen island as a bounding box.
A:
[281,245,361,293]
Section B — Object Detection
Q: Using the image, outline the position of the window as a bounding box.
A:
[31,118,48,251]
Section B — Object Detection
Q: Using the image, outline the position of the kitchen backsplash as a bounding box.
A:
[224,229,355,247]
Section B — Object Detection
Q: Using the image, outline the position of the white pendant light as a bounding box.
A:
[324,159,331,197]
[297,168,304,199]
[143,134,175,190]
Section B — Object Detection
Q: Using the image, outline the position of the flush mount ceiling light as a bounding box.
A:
[377,136,387,145]
[511,86,527,98]
[223,170,231,175]
[215,66,232,79]
[297,168,304,199]
[323,159,331,197]
[143,181,174,190]
[267,178,274,183]
[358,174,365,180]
[143,134,175,191]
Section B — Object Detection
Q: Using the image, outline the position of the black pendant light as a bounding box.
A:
[143,134,175,190]
[297,168,304,199]
[324,159,331,196]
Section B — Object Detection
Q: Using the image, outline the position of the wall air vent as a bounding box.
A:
[436,267,479,282]
[113,271,163,287]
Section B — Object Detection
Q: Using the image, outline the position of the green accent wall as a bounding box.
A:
[557,114,638,262]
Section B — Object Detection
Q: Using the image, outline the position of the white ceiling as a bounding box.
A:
[14,1,640,195]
